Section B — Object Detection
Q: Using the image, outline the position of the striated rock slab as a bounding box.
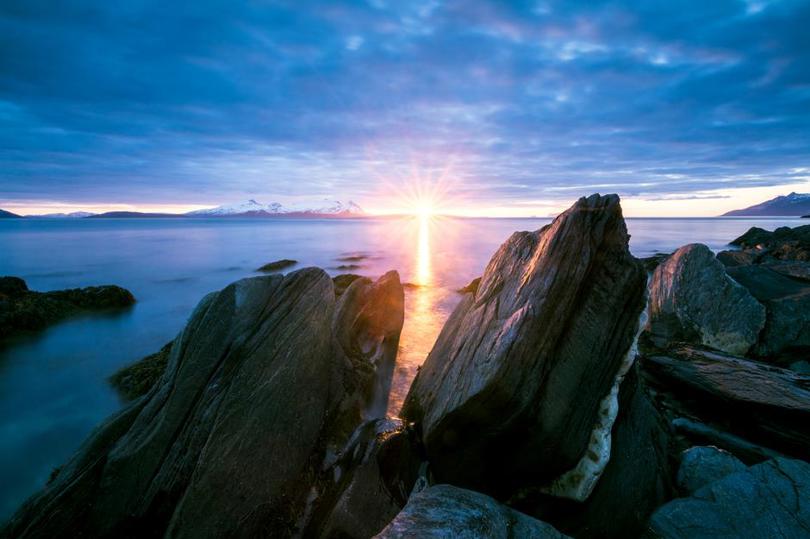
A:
[2,268,404,538]
[402,194,647,495]
[375,484,570,539]
[647,457,810,539]
[0,276,135,342]
[644,243,765,356]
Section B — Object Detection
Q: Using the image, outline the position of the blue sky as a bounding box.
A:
[1,0,809,215]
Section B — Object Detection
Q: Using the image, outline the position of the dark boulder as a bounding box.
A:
[0,277,135,342]
[730,224,810,261]
[108,342,173,401]
[644,244,765,356]
[647,457,810,539]
[676,446,745,495]
[256,258,298,272]
[333,273,364,297]
[2,268,404,538]
[715,249,755,267]
[402,194,647,498]
[640,252,671,272]
[375,484,571,539]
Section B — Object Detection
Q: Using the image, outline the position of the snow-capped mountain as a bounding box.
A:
[186,199,365,217]
[723,192,810,216]
[33,211,96,218]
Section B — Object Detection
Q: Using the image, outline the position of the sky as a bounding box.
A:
[1,0,809,216]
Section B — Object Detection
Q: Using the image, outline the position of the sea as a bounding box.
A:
[0,215,803,519]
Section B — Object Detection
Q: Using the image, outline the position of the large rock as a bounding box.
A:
[375,484,570,539]
[730,224,810,261]
[641,345,810,460]
[2,268,404,538]
[0,276,135,341]
[676,446,745,495]
[644,243,765,355]
[402,194,647,496]
[647,457,810,539]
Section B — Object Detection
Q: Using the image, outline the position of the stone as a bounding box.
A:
[333,273,364,297]
[647,457,810,539]
[375,484,571,539]
[2,268,404,538]
[256,258,298,272]
[456,276,481,295]
[640,252,671,272]
[108,341,173,401]
[730,224,810,261]
[676,446,746,495]
[715,249,755,267]
[644,243,765,355]
[402,194,647,496]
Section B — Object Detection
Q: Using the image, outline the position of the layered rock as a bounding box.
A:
[2,268,404,538]
[676,446,745,495]
[375,485,570,539]
[647,457,810,539]
[644,243,765,356]
[730,224,810,261]
[0,276,135,341]
[402,194,647,497]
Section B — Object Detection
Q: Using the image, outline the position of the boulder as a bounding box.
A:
[647,457,810,539]
[676,446,745,495]
[456,276,481,295]
[2,268,404,538]
[730,224,810,261]
[0,277,135,341]
[641,345,810,460]
[402,194,647,496]
[715,249,755,267]
[256,258,298,272]
[375,484,570,539]
[109,341,173,400]
[644,243,765,355]
[640,252,671,272]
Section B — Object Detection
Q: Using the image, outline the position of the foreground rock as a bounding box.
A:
[3,268,404,538]
[403,194,647,497]
[676,446,745,495]
[641,345,810,460]
[644,244,765,356]
[376,485,570,539]
[647,456,810,539]
[109,341,172,400]
[0,276,135,342]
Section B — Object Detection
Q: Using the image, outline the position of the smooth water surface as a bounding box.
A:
[0,215,803,519]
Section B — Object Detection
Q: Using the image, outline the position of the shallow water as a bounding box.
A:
[0,215,803,519]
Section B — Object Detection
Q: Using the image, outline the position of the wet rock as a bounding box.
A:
[0,277,135,342]
[109,341,173,401]
[375,484,571,539]
[306,418,423,538]
[641,345,810,460]
[644,243,765,355]
[456,276,481,295]
[640,252,671,272]
[715,249,755,267]
[2,268,404,538]
[333,273,364,297]
[676,446,745,495]
[730,224,810,261]
[402,194,647,496]
[647,457,810,539]
[256,258,298,272]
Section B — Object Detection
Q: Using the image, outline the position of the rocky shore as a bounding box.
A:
[3,194,809,538]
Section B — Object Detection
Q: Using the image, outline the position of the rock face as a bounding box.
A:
[641,346,810,460]
[2,268,404,538]
[375,485,571,539]
[647,457,810,539]
[402,194,647,496]
[644,244,765,356]
[676,446,746,495]
[0,276,135,341]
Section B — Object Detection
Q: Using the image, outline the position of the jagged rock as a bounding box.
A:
[730,224,810,261]
[676,446,745,495]
[641,345,810,460]
[715,249,755,267]
[2,268,404,538]
[0,276,135,341]
[640,252,671,272]
[256,258,298,272]
[333,273,364,297]
[375,484,571,539]
[306,418,423,538]
[647,457,810,539]
[644,243,765,356]
[456,276,481,295]
[402,194,647,496]
[109,341,173,400]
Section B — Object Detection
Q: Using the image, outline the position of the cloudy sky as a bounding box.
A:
[1,0,809,216]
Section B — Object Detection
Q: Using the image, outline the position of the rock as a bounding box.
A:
[676,446,746,495]
[730,224,810,261]
[402,194,647,496]
[767,261,810,282]
[306,418,423,538]
[375,484,571,539]
[0,277,135,342]
[669,418,784,464]
[108,342,173,401]
[640,252,671,272]
[647,457,810,539]
[715,249,755,267]
[641,345,810,460]
[456,276,481,295]
[333,273,363,297]
[256,258,298,272]
[644,243,765,355]
[2,268,404,538]
[791,360,810,375]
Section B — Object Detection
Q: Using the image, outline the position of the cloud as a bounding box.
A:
[0,0,808,210]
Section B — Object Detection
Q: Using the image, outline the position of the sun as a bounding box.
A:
[413,200,435,219]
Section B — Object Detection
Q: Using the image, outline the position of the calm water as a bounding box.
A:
[0,215,803,519]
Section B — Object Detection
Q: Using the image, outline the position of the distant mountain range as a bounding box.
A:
[723,192,810,216]
[0,200,366,219]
